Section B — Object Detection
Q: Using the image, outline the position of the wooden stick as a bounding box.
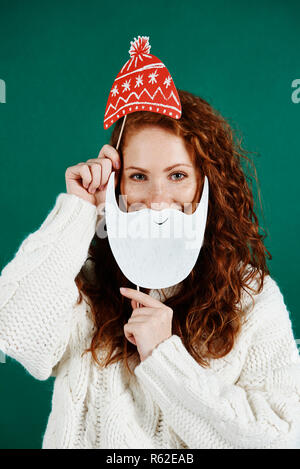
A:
[136,284,140,308]
[116,114,127,151]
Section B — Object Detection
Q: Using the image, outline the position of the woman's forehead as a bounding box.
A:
[122,129,194,166]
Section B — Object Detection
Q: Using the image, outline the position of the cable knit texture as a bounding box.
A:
[0,193,300,449]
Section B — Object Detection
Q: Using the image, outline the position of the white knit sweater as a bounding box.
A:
[0,193,300,449]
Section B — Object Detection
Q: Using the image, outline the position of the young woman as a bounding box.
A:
[1,90,300,449]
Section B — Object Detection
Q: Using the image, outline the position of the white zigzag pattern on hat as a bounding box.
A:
[104,87,180,120]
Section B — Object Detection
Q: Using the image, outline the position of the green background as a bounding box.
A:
[0,0,299,449]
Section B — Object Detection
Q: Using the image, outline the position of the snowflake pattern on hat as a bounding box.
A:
[104,36,182,129]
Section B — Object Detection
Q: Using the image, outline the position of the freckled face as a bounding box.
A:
[119,126,200,214]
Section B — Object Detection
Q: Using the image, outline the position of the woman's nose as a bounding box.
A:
[147,190,171,210]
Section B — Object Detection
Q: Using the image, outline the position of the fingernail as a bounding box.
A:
[120,287,126,292]
[115,162,120,169]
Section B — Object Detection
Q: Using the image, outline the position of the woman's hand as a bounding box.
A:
[65,144,121,207]
[120,287,174,362]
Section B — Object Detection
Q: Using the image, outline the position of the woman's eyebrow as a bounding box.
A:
[124,164,193,173]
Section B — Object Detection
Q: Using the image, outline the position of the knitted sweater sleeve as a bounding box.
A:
[134,275,300,449]
[0,193,97,381]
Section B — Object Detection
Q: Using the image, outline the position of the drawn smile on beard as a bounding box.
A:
[154,218,169,225]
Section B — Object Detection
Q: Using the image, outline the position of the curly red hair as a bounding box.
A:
[75,89,271,374]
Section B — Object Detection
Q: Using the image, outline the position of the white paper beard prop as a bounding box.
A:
[96,171,209,289]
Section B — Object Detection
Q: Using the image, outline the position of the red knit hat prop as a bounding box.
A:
[103,36,182,129]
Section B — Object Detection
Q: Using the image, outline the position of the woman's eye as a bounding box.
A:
[130,173,145,181]
[170,172,186,181]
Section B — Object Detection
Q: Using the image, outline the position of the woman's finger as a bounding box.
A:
[120,287,164,308]
[131,298,139,310]
[98,144,121,170]
[99,158,113,188]
[75,164,92,189]
[88,164,101,193]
